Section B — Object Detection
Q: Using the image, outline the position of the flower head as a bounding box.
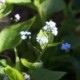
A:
[3,76,9,80]
[24,74,30,80]
[14,14,20,21]
[51,27,58,36]
[61,43,71,52]
[36,36,48,45]
[20,35,27,40]
[23,73,30,80]
[46,20,56,28]
[20,31,31,40]
[20,31,31,35]
[43,20,58,36]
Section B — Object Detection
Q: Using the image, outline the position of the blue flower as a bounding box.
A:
[61,43,71,52]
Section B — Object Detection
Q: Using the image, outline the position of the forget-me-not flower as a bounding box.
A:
[24,74,30,80]
[14,14,20,22]
[43,20,58,36]
[61,43,71,52]
[36,36,48,45]
[20,31,31,40]
[3,76,9,80]
[23,73,30,80]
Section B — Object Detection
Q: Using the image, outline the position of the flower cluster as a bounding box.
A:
[23,73,30,80]
[14,14,21,22]
[43,20,58,36]
[36,20,58,46]
[36,36,48,46]
[3,76,9,80]
[20,31,31,40]
[61,43,71,52]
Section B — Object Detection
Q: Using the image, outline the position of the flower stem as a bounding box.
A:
[37,46,47,61]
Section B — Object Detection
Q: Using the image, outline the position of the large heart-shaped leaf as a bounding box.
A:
[29,68,66,80]
[41,0,65,18]
[21,58,66,80]
[0,17,35,52]
[72,0,80,11]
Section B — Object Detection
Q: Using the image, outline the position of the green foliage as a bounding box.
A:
[0,0,80,80]
[37,30,48,49]
[4,66,24,80]
[29,68,66,80]
[48,42,62,47]
[6,0,31,4]
[0,4,12,19]
[0,17,35,52]
[0,59,7,79]
[0,59,6,74]
[41,0,65,18]
[21,58,66,80]
[72,0,80,11]
[21,58,32,69]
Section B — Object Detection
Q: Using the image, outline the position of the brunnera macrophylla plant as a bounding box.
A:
[36,20,58,49]
[0,0,80,80]
[0,18,66,80]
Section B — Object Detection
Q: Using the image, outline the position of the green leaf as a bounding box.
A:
[0,59,7,79]
[32,62,43,68]
[4,66,24,80]
[15,55,21,71]
[21,58,43,69]
[6,0,31,4]
[21,58,32,69]
[72,0,80,11]
[35,0,46,4]
[48,42,62,47]
[37,29,55,49]
[0,66,4,75]
[29,68,66,80]
[39,0,46,4]
[0,17,35,52]
[37,30,48,49]
[41,0,65,18]
[21,58,66,80]
[0,59,7,75]
[0,4,12,19]
[0,59,7,67]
